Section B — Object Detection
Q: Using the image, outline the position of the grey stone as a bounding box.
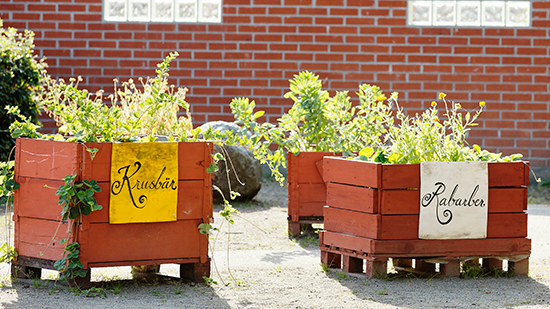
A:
[197,121,262,202]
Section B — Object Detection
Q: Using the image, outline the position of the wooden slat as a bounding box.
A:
[288,152,336,184]
[81,142,112,182]
[381,164,420,189]
[323,157,380,188]
[327,182,377,213]
[17,217,70,261]
[297,202,325,217]
[80,219,205,264]
[15,138,79,180]
[15,177,64,221]
[179,142,210,180]
[324,207,527,240]
[322,231,531,257]
[488,162,527,188]
[380,189,418,215]
[324,206,379,239]
[298,183,326,203]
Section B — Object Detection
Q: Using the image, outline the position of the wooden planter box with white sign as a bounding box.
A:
[320,157,530,278]
[287,152,339,236]
[11,138,212,287]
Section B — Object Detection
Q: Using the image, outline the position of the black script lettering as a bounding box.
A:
[422,182,453,225]
[111,162,147,209]
[111,162,178,210]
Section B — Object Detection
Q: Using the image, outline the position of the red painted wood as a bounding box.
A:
[81,142,112,182]
[14,138,212,272]
[15,177,64,221]
[323,157,380,188]
[381,164,420,189]
[80,219,204,264]
[15,138,79,180]
[323,206,379,239]
[343,255,363,273]
[326,182,377,214]
[288,152,336,184]
[17,217,70,261]
[321,231,531,257]
[487,213,527,238]
[488,162,528,188]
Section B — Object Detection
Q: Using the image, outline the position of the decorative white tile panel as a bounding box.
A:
[152,0,174,22]
[506,1,530,27]
[199,0,221,23]
[128,0,151,22]
[433,1,456,26]
[102,0,222,23]
[104,0,127,21]
[482,1,505,26]
[175,0,197,22]
[407,0,530,27]
[408,1,432,26]
[457,1,481,26]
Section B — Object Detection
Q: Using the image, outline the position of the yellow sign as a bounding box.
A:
[109,142,178,224]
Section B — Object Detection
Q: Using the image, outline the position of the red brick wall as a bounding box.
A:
[1,0,549,167]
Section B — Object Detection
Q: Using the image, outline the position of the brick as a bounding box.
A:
[409,55,437,64]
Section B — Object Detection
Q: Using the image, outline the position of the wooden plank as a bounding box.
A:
[487,213,527,238]
[85,180,208,223]
[81,219,205,263]
[288,152,336,184]
[179,142,210,180]
[323,231,531,257]
[324,207,379,239]
[298,202,325,217]
[488,162,527,188]
[380,215,418,240]
[327,182,377,214]
[378,187,526,215]
[382,164,420,189]
[323,157,380,188]
[17,217,70,261]
[298,183,326,203]
[81,142,112,182]
[15,138,79,180]
[380,190,418,215]
[15,177,64,221]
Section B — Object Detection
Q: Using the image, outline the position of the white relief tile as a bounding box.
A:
[433,1,456,26]
[175,0,197,22]
[104,0,127,21]
[199,0,221,23]
[457,1,481,26]
[129,0,151,22]
[408,1,432,26]
[506,1,530,27]
[152,0,174,22]
[482,1,505,26]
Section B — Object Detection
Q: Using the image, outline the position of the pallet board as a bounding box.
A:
[321,157,531,278]
[13,138,213,286]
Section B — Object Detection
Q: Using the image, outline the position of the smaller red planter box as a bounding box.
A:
[12,138,213,287]
[320,157,531,278]
[287,152,339,236]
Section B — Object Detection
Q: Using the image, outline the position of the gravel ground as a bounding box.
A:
[0,180,548,308]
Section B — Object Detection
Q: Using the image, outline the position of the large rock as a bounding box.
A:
[197,121,262,202]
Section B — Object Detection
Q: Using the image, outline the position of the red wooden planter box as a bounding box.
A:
[12,138,212,286]
[320,157,531,278]
[287,152,338,236]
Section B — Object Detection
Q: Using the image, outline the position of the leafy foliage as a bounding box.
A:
[53,242,87,282]
[358,93,523,164]
[40,52,192,143]
[0,20,46,160]
[56,174,102,221]
[230,71,392,185]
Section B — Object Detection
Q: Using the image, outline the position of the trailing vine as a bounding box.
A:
[53,174,102,284]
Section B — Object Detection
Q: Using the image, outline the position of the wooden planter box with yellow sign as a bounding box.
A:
[11,138,212,287]
[320,157,531,278]
[287,152,340,236]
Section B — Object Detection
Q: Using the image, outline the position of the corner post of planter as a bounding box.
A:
[440,260,461,277]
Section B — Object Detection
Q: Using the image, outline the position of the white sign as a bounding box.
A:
[419,162,488,239]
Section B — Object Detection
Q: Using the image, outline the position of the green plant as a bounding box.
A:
[56,174,102,221]
[203,276,217,286]
[83,287,107,299]
[40,52,192,143]
[0,19,46,161]
[230,71,391,185]
[53,242,86,282]
[358,93,523,164]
